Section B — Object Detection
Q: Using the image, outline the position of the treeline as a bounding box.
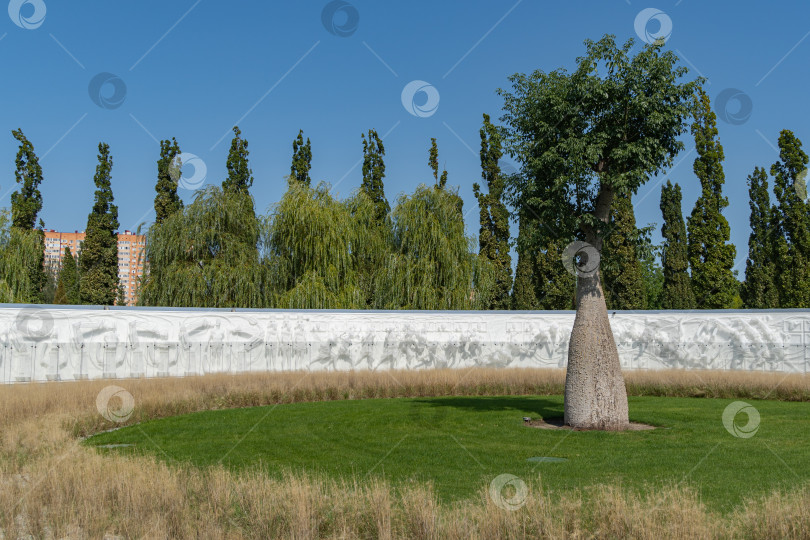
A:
[1,94,807,311]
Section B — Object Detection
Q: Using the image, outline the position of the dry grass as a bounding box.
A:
[1,367,809,539]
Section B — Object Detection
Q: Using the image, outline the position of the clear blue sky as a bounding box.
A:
[1,0,808,275]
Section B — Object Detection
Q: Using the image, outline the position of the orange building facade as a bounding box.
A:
[43,229,146,306]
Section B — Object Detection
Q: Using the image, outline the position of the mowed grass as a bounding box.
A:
[86,395,810,512]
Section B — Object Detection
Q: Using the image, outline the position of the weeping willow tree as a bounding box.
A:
[138,186,265,307]
[265,180,381,309]
[0,208,44,303]
[374,184,495,310]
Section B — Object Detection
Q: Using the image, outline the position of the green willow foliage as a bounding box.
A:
[138,186,265,308]
[265,181,368,309]
[374,184,495,310]
[0,209,42,303]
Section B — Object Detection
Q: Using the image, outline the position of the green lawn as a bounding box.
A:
[85,396,810,511]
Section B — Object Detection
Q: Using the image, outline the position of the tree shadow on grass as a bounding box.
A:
[409,396,563,419]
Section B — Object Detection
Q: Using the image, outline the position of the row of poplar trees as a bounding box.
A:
[0,131,123,306]
[2,100,806,311]
[137,125,497,309]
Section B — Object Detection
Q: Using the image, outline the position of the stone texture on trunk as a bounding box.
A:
[563,182,629,430]
[564,270,630,430]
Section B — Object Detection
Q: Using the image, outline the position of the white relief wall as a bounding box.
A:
[0,306,808,383]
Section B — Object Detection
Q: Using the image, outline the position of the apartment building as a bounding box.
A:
[43,229,146,306]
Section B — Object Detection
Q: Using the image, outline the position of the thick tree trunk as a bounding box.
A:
[563,183,629,430]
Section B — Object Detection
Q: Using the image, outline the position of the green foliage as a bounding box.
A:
[154,138,183,224]
[10,129,44,230]
[223,127,254,195]
[139,186,264,308]
[741,167,779,308]
[54,246,80,305]
[637,225,664,310]
[374,184,494,310]
[770,129,810,307]
[511,209,575,310]
[687,90,737,309]
[9,129,46,301]
[116,282,127,306]
[291,129,313,187]
[511,215,539,310]
[0,209,43,303]
[265,182,367,309]
[474,114,512,310]
[601,195,646,309]
[360,129,390,224]
[79,143,120,306]
[428,138,440,183]
[500,34,699,316]
[660,181,695,309]
[146,188,262,307]
[500,35,700,251]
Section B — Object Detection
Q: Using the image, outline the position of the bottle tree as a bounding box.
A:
[741,167,779,308]
[361,129,390,224]
[687,89,737,309]
[499,35,700,429]
[291,129,313,187]
[474,113,512,310]
[154,138,183,224]
[770,130,810,307]
[9,129,46,302]
[601,194,646,309]
[659,180,695,309]
[79,143,120,305]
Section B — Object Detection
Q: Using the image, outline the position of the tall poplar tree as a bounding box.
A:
[11,129,44,230]
[154,138,183,224]
[79,143,120,305]
[9,129,46,302]
[660,180,695,309]
[770,129,810,307]
[687,89,737,309]
[474,113,512,310]
[601,195,646,309]
[512,212,539,310]
[223,127,254,195]
[741,167,778,308]
[361,129,389,224]
[291,129,313,187]
[54,246,80,305]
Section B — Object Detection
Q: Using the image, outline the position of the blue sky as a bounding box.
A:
[1,0,809,275]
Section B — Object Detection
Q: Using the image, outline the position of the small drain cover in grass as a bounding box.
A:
[95,444,135,449]
[526,456,568,463]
